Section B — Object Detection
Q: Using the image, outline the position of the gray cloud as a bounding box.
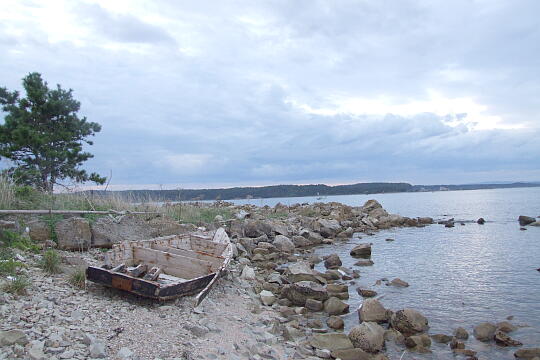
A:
[0,0,539,188]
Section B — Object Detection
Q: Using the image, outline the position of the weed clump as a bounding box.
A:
[68,267,86,289]
[40,249,62,274]
[2,275,31,295]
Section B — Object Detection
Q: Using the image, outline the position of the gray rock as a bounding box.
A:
[285,261,319,283]
[454,327,469,340]
[185,324,209,337]
[28,340,46,360]
[324,254,342,269]
[518,215,536,226]
[494,330,522,347]
[305,298,323,312]
[357,288,377,298]
[497,321,517,333]
[354,259,374,266]
[309,333,354,352]
[259,290,276,306]
[27,220,50,241]
[358,298,389,323]
[244,220,273,238]
[350,243,371,257]
[431,334,453,343]
[514,348,540,359]
[389,278,409,287]
[240,265,256,280]
[330,348,373,360]
[327,316,344,330]
[348,322,385,353]
[473,322,497,342]
[281,281,329,306]
[55,217,91,250]
[390,309,429,336]
[89,340,107,358]
[273,235,295,253]
[0,330,28,346]
[324,297,349,315]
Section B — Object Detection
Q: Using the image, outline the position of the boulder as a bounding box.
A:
[273,235,295,252]
[450,338,465,349]
[259,290,276,306]
[431,334,453,343]
[390,309,428,336]
[318,219,342,238]
[361,200,383,213]
[305,299,323,312]
[55,217,91,250]
[330,348,372,360]
[357,288,377,298]
[354,259,374,266]
[389,278,409,287]
[518,216,536,226]
[494,330,522,347]
[497,321,517,333]
[454,327,469,340]
[281,281,329,306]
[292,235,312,248]
[309,333,354,352]
[358,298,389,323]
[324,297,350,315]
[348,322,385,353]
[350,243,372,257]
[27,220,50,241]
[417,217,434,224]
[285,261,319,283]
[477,217,486,224]
[244,220,273,238]
[405,334,431,349]
[473,322,497,342]
[324,253,342,269]
[240,266,256,280]
[384,329,405,345]
[514,348,540,359]
[327,316,344,330]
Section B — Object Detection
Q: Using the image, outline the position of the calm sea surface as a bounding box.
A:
[231,188,540,359]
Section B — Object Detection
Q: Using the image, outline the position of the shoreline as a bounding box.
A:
[0,200,538,359]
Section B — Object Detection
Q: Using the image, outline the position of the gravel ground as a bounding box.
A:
[0,250,297,360]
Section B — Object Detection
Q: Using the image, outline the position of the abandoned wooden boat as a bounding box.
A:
[86,228,232,305]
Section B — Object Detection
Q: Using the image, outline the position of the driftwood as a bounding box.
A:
[143,267,162,281]
[111,264,126,273]
[0,209,156,215]
[127,264,147,277]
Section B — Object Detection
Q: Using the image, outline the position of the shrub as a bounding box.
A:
[0,230,40,253]
[2,275,31,295]
[68,267,86,289]
[40,249,62,274]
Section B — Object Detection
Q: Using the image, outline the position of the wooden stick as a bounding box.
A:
[0,209,156,215]
[127,264,147,277]
[143,267,162,281]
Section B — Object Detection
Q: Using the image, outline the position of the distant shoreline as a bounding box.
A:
[83,181,540,202]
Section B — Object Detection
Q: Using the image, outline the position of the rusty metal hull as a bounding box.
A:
[86,266,216,300]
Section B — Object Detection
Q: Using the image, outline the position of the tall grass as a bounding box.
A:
[0,174,16,209]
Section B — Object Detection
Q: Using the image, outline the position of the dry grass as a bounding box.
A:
[2,275,31,295]
[39,249,62,274]
[0,174,16,209]
[68,266,86,289]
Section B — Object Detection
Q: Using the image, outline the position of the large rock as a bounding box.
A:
[55,217,91,250]
[285,261,319,283]
[454,327,469,340]
[348,322,385,353]
[473,322,497,342]
[27,220,50,241]
[273,235,295,253]
[318,219,342,238]
[514,348,540,359]
[324,297,350,315]
[518,216,536,226]
[259,290,276,306]
[324,254,342,269]
[91,215,189,248]
[0,330,28,346]
[281,281,329,306]
[390,309,429,336]
[309,333,354,352]
[358,298,389,323]
[330,348,372,360]
[494,330,522,347]
[327,316,345,330]
[350,243,371,257]
[361,200,383,213]
[244,220,273,238]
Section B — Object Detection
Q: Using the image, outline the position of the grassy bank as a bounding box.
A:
[0,175,231,225]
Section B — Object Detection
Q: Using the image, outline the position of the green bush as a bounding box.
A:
[2,275,31,295]
[0,230,40,253]
[40,249,62,274]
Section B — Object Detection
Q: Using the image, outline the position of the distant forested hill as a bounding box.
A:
[87,182,413,202]
[83,181,540,202]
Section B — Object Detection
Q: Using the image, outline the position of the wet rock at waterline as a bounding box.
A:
[454,327,469,340]
[358,298,390,323]
[309,333,354,352]
[281,281,329,306]
[350,243,372,257]
[473,322,497,342]
[354,259,374,266]
[390,309,429,336]
[324,253,342,269]
[388,278,409,287]
[348,322,385,353]
[357,288,378,298]
[327,316,345,330]
[494,330,523,347]
[518,216,536,226]
[324,297,350,315]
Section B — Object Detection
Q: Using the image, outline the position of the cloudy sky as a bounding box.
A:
[1,0,539,189]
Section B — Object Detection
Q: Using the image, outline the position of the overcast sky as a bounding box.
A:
[1,0,539,189]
